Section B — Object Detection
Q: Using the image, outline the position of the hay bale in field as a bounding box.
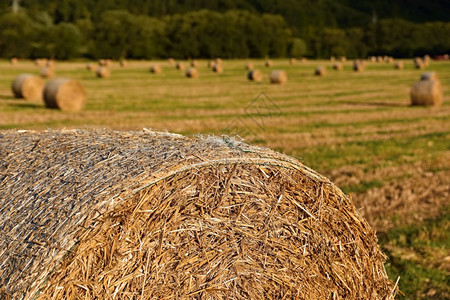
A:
[423,54,431,66]
[86,62,95,71]
[207,60,214,68]
[10,57,18,65]
[247,69,263,82]
[315,66,326,76]
[214,58,222,65]
[176,62,185,70]
[43,78,87,111]
[96,67,110,78]
[369,56,377,62]
[190,60,198,68]
[394,61,404,70]
[119,59,127,67]
[168,58,175,65]
[34,58,48,67]
[150,64,162,74]
[46,60,55,68]
[40,66,54,78]
[11,74,45,101]
[376,56,383,63]
[410,74,443,106]
[332,62,343,71]
[185,67,198,78]
[301,57,308,62]
[330,56,336,62]
[265,60,273,67]
[212,63,223,73]
[414,57,424,69]
[98,59,111,67]
[245,62,254,70]
[0,129,397,299]
[269,70,287,84]
[339,56,347,62]
[289,58,298,65]
[353,60,364,72]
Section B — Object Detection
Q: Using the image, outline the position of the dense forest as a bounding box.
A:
[0,0,449,59]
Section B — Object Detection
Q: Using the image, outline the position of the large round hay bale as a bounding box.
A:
[247,69,263,82]
[269,70,287,84]
[40,66,55,78]
[394,61,404,70]
[353,60,364,72]
[212,63,223,73]
[185,67,198,78]
[315,66,326,76]
[0,130,397,299]
[176,62,185,70]
[150,64,162,74]
[410,75,443,106]
[265,60,273,67]
[43,78,87,111]
[98,59,112,67]
[10,57,18,65]
[332,62,343,71]
[96,67,110,78]
[245,62,254,70]
[11,74,45,101]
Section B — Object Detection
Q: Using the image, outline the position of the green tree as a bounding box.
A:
[0,12,36,58]
[288,38,307,57]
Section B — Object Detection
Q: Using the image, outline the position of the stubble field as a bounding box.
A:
[0,58,449,298]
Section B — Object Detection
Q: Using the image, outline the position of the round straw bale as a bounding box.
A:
[119,59,127,67]
[339,56,347,62]
[176,62,185,70]
[34,58,48,67]
[245,62,254,70]
[394,61,404,70]
[96,67,110,78]
[332,62,343,71]
[10,57,18,65]
[185,67,198,78]
[214,58,222,65]
[353,60,364,72]
[168,58,175,65]
[190,60,198,68]
[410,79,442,106]
[369,56,377,62]
[86,62,95,71]
[43,78,87,111]
[420,72,438,81]
[314,66,326,76]
[0,129,398,299]
[376,56,383,63]
[207,60,214,68]
[40,66,55,78]
[212,63,223,73]
[11,74,45,101]
[269,70,287,84]
[46,60,55,68]
[289,58,297,65]
[301,57,308,62]
[423,54,431,66]
[330,56,336,62]
[150,64,162,74]
[247,69,263,82]
[265,60,273,67]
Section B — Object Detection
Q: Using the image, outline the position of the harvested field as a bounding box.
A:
[0,58,449,298]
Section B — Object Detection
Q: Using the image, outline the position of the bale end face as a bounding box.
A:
[394,62,404,70]
[43,78,87,111]
[11,74,45,101]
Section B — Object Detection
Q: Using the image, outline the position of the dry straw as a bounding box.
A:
[150,64,162,74]
[315,66,327,76]
[34,58,48,67]
[394,61,404,70]
[410,72,443,106]
[185,67,198,78]
[332,62,343,71]
[43,78,87,111]
[96,67,110,78]
[270,70,287,84]
[247,69,263,82]
[339,56,347,62]
[0,129,397,299]
[11,74,45,101]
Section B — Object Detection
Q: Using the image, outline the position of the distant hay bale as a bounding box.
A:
[376,56,383,63]
[212,63,223,74]
[414,57,424,69]
[150,64,162,74]
[384,56,394,63]
[185,67,198,78]
[269,70,287,84]
[43,78,87,111]
[245,62,254,70]
[420,72,438,81]
[168,58,175,65]
[207,60,214,68]
[10,57,18,65]
[247,70,263,82]
[353,60,364,72]
[332,62,343,71]
[96,67,110,78]
[300,57,308,63]
[265,60,273,67]
[214,58,222,65]
[176,62,185,70]
[46,60,55,68]
[34,58,48,67]
[0,129,397,299]
[86,63,95,71]
[315,66,326,76]
[289,58,298,65]
[330,56,336,62]
[369,56,377,62]
[40,66,55,78]
[423,55,431,66]
[394,61,404,70]
[339,56,347,62]
[119,59,127,67]
[410,75,442,106]
[99,59,112,67]
[11,74,45,101]
[190,60,198,68]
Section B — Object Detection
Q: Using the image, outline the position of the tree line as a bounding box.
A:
[0,8,448,60]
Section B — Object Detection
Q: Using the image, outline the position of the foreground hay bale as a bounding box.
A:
[185,67,198,78]
[0,129,397,299]
[315,66,327,76]
[269,70,287,84]
[247,69,263,82]
[11,74,45,101]
[332,62,343,71]
[150,64,162,74]
[43,78,87,111]
[40,66,54,78]
[410,73,443,106]
[96,67,110,78]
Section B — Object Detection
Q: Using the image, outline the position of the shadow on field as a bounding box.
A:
[0,95,15,100]
[342,100,409,107]
[3,101,43,109]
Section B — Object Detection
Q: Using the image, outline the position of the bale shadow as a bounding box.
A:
[342,100,409,107]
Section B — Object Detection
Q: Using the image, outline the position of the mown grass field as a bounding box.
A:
[1,58,449,298]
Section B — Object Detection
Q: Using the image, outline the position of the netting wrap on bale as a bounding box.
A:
[0,130,397,299]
